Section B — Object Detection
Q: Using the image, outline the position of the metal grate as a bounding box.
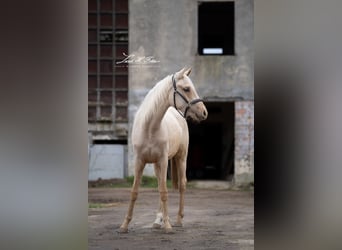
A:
[88,0,129,122]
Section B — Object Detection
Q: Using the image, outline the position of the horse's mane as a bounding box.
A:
[136,75,172,124]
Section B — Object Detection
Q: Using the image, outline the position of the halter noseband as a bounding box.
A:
[172,74,204,118]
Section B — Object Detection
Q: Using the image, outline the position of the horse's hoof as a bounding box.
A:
[152,223,162,229]
[118,227,129,233]
[164,227,173,234]
[173,222,183,227]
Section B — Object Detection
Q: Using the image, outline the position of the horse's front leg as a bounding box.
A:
[152,200,163,229]
[119,158,144,233]
[152,163,163,229]
[156,157,172,233]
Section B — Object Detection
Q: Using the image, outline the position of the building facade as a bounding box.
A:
[88,0,254,186]
[88,0,129,180]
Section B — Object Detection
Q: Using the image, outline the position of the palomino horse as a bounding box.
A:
[119,68,208,233]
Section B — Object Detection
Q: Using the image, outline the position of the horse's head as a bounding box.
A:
[170,67,208,123]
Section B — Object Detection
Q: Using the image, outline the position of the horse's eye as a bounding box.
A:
[183,87,190,92]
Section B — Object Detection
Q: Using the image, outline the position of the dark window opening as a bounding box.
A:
[115,30,128,42]
[93,139,127,145]
[100,30,113,43]
[198,2,235,55]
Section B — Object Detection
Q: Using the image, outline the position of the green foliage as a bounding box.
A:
[126,176,173,188]
[88,203,104,208]
[89,176,173,188]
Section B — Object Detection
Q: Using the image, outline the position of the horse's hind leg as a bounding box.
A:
[119,158,144,233]
[174,156,187,227]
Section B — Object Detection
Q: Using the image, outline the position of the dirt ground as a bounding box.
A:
[88,187,254,250]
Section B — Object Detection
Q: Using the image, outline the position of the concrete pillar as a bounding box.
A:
[234,101,254,186]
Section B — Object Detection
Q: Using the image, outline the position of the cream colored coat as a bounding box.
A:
[119,68,207,233]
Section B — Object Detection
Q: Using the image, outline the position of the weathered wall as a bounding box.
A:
[128,0,254,178]
[88,145,126,180]
[234,101,254,185]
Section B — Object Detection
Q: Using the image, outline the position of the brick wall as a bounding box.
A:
[235,101,254,185]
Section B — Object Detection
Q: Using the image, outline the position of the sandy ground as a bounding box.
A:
[88,187,254,250]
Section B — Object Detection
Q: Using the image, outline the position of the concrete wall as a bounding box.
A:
[234,101,254,185]
[88,145,126,180]
[128,0,254,178]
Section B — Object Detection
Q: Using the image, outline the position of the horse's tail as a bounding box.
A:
[170,158,179,190]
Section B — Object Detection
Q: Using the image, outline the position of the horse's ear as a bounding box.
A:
[184,67,192,76]
[175,67,187,79]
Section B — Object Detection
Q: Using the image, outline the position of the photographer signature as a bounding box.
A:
[116,53,160,64]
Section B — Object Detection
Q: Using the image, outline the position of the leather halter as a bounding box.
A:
[172,74,204,118]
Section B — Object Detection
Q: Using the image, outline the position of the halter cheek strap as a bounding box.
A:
[172,74,204,118]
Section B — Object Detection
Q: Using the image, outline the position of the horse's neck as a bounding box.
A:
[139,76,172,131]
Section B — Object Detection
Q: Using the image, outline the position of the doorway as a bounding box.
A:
[186,102,235,180]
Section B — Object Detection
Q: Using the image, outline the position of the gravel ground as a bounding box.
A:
[88,187,254,250]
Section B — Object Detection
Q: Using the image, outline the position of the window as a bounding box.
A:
[198,2,235,55]
[88,0,129,122]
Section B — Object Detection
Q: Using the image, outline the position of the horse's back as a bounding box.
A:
[162,107,189,159]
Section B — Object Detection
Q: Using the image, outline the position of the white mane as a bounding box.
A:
[135,75,172,124]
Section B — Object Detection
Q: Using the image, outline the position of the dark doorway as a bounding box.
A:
[187,102,235,180]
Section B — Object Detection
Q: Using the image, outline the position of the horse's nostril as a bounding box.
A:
[203,110,207,117]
